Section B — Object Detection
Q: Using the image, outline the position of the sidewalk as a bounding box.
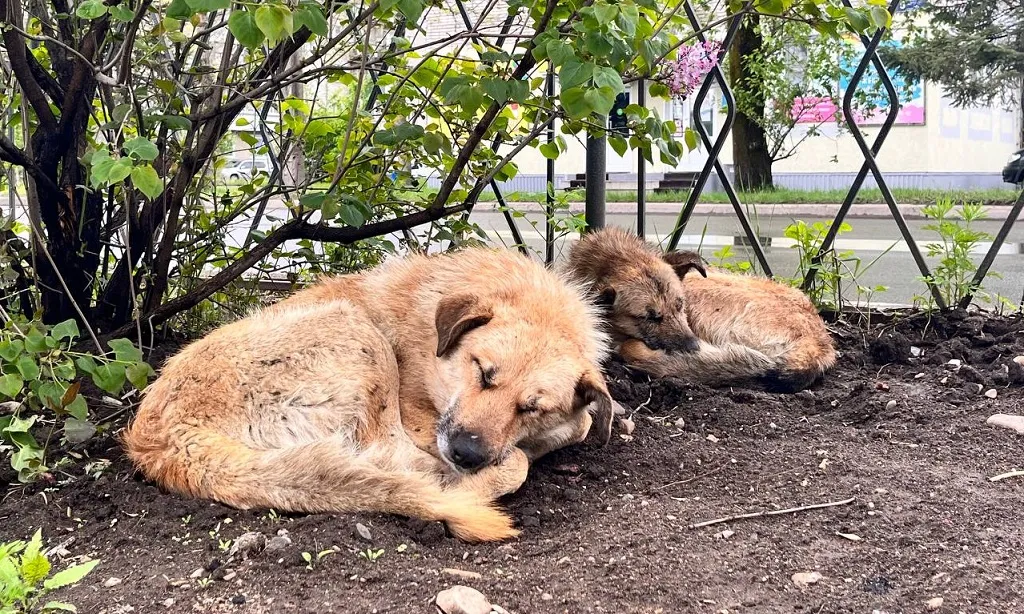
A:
[474,201,1024,221]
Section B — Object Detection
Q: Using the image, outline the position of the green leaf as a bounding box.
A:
[758,0,785,16]
[107,158,133,184]
[123,137,159,162]
[396,0,424,24]
[338,203,366,228]
[109,5,135,21]
[558,61,595,91]
[131,165,163,200]
[843,7,871,32]
[255,4,293,46]
[584,86,616,116]
[546,40,575,67]
[65,395,88,421]
[186,0,231,12]
[166,0,194,20]
[76,0,108,19]
[155,115,192,131]
[64,418,97,445]
[560,87,593,120]
[43,560,99,591]
[0,373,23,399]
[75,356,98,376]
[108,339,144,363]
[20,530,50,585]
[422,132,444,155]
[0,339,23,362]
[869,6,891,29]
[592,2,618,24]
[507,80,529,103]
[539,142,560,160]
[293,5,328,37]
[481,78,508,102]
[593,67,624,93]
[15,356,40,381]
[51,319,81,341]
[25,329,48,353]
[684,128,699,151]
[229,10,265,48]
[42,602,79,613]
[609,135,628,157]
[126,362,155,391]
[92,363,126,395]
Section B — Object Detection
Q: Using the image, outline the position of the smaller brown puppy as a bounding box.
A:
[565,227,836,392]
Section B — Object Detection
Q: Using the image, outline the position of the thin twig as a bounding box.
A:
[989,470,1024,483]
[687,497,856,529]
[654,464,725,491]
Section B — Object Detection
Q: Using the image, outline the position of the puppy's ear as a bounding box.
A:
[435,294,494,357]
[574,372,614,445]
[595,286,617,308]
[662,251,707,279]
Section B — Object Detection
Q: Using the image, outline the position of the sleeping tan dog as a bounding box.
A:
[123,248,613,542]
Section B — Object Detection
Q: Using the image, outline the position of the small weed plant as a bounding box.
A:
[0,529,98,613]
[917,199,992,309]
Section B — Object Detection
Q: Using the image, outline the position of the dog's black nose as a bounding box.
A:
[448,430,489,471]
[676,334,701,353]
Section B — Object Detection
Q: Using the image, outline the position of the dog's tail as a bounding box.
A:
[121,390,516,543]
[760,330,836,393]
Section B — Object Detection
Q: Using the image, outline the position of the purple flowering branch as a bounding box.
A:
[662,40,722,100]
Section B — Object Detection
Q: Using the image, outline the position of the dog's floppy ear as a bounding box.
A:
[435,294,494,357]
[574,372,614,445]
[662,250,708,279]
[595,286,617,309]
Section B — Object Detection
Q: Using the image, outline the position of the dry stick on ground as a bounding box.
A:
[688,497,856,529]
[989,470,1024,482]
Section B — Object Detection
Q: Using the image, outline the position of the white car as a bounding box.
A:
[220,158,271,183]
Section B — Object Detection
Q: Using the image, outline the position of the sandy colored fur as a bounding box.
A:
[123,248,612,542]
[565,227,836,391]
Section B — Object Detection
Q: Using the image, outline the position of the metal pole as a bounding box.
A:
[636,79,646,238]
[545,70,556,263]
[585,134,606,231]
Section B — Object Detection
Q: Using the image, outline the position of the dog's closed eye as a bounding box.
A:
[644,308,663,323]
[473,358,497,389]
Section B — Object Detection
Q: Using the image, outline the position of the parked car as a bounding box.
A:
[1003,149,1024,185]
[219,158,271,183]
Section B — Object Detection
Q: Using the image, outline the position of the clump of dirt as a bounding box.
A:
[2,311,1023,613]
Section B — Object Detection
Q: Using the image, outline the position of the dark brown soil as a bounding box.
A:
[3,311,1023,614]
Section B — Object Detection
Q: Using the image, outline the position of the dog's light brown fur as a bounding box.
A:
[122,248,613,542]
[565,227,836,392]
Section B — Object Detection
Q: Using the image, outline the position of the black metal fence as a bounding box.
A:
[393,0,1022,309]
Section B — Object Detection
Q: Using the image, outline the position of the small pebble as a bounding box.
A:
[541,593,553,601]
[714,530,734,540]
[674,418,685,428]
[987,414,1024,434]
[436,585,491,614]
[926,597,944,611]
[161,599,175,608]
[266,535,292,552]
[984,388,998,399]
[103,577,122,588]
[618,417,635,435]
[227,532,265,560]
[230,595,245,605]
[355,523,373,542]
[791,571,823,588]
[706,434,720,443]
[189,568,205,580]
[885,400,897,410]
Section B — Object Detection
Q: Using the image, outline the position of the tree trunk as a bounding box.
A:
[729,12,774,192]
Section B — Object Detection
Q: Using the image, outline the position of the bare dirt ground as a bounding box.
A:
[2,311,1023,614]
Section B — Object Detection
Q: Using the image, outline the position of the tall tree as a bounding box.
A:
[883,1,1024,142]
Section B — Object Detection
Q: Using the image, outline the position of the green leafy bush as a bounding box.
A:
[0,320,153,482]
[0,529,98,613]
